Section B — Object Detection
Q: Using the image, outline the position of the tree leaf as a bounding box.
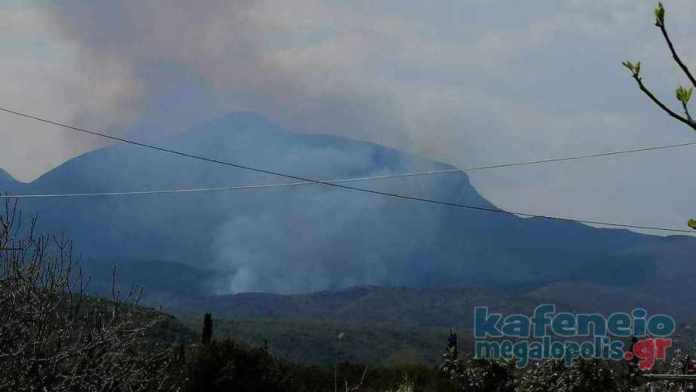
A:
[655,3,666,25]
[689,219,696,230]
[676,86,691,103]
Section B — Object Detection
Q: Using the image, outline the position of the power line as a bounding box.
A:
[0,106,694,234]
[0,169,461,199]
[4,143,696,198]
[5,138,696,198]
[2,180,691,233]
[458,141,696,170]
[4,107,696,173]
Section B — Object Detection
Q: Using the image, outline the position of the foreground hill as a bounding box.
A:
[1,112,695,316]
[175,285,696,366]
[172,282,696,326]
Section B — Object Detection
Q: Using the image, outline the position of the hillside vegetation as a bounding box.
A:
[181,317,458,366]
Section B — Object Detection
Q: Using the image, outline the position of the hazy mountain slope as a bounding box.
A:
[174,285,558,328]
[0,168,19,193]
[82,259,223,306]
[3,112,695,297]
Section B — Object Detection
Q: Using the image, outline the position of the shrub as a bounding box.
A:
[0,200,182,391]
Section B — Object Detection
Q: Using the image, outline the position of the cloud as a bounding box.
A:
[0,4,143,181]
[2,0,696,231]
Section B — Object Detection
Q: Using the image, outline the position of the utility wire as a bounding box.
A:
[0,106,694,234]
[4,143,696,198]
[4,107,696,173]
[0,169,461,199]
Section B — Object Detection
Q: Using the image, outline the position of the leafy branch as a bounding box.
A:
[623,3,696,131]
[624,3,696,230]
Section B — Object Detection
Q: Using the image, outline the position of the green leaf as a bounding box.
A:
[689,219,696,230]
[655,3,665,25]
[677,86,693,103]
[622,61,640,76]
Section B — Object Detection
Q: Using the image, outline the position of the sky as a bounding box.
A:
[1,0,696,233]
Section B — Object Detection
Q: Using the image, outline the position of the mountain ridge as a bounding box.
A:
[172,285,549,328]
[1,112,695,314]
[0,167,19,191]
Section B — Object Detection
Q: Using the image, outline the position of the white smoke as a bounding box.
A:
[2,0,696,233]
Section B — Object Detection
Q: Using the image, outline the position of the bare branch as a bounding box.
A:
[0,201,182,391]
[658,20,696,88]
[682,101,694,123]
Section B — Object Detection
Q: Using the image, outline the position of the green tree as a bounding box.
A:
[623,3,696,230]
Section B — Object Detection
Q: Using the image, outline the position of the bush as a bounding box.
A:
[515,359,625,392]
[440,348,515,392]
[185,339,292,392]
[0,200,183,391]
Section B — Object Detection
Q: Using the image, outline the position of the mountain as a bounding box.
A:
[0,168,19,192]
[174,285,548,328]
[172,282,696,331]
[82,259,222,306]
[3,111,696,317]
[178,285,696,367]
